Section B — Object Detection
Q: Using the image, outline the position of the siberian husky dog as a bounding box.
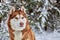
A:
[7,6,35,40]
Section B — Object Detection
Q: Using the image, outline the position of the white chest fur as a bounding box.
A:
[13,31,22,40]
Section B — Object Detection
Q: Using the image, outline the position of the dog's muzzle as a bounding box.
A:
[20,22,24,27]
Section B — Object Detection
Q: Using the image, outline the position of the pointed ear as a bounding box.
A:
[20,6,26,13]
[9,6,15,14]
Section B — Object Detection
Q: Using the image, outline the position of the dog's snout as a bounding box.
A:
[20,22,24,27]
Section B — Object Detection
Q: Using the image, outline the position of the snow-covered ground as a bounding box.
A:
[35,30,60,40]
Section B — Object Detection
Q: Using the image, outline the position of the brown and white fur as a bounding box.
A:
[7,6,35,40]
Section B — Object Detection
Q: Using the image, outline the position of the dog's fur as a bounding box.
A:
[7,6,35,40]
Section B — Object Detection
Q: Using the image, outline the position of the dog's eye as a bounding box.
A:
[15,17,18,20]
[22,17,24,19]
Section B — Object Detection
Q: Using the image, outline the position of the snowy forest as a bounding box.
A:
[0,0,60,40]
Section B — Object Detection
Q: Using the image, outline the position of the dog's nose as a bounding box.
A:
[20,22,24,27]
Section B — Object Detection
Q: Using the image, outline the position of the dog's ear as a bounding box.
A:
[20,6,26,13]
[9,6,15,14]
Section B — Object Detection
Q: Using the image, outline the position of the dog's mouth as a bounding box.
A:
[20,22,24,27]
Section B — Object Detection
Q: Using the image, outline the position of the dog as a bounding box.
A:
[7,6,35,40]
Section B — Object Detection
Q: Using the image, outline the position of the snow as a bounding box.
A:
[4,0,10,3]
[32,22,60,40]
[50,0,57,3]
[31,13,34,16]
[34,0,41,2]
[35,31,60,40]
[31,22,59,40]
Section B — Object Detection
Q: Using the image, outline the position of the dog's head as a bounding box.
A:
[8,6,29,31]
